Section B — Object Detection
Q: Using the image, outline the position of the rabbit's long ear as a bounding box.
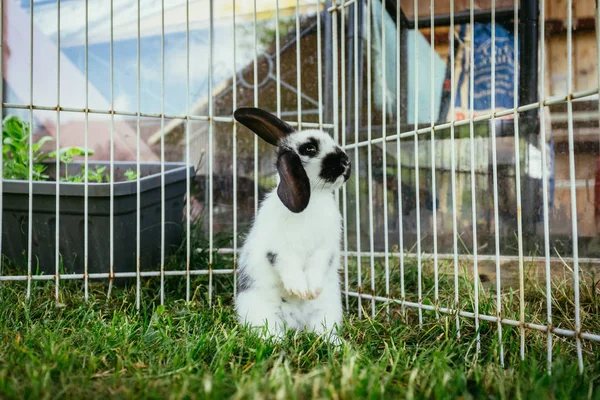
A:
[276,148,310,213]
[233,107,295,146]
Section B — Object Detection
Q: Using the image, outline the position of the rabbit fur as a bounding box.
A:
[233,107,351,343]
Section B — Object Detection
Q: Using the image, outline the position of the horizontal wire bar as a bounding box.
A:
[8,84,592,139]
[360,251,600,265]
[5,261,598,342]
[6,267,598,342]
[1,103,333,129]
[218,247,600,265]
[345,291,600,343]
[343,87,599,150]
[0,269,234,281]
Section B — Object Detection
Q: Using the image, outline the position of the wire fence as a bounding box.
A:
[0,0,599,375]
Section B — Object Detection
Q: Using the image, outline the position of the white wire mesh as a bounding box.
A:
[335,0,600,371]
[0,0,599,375]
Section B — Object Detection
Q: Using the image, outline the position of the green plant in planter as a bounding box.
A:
[51,146,140,183]
[3,115,96,182]
[59,165,108,183]
[124,169,138,181]
[3,115,146,183]
[50,146,97,182]
[2,115,54,180]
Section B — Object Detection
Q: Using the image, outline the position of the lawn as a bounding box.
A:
[1,254,599,399]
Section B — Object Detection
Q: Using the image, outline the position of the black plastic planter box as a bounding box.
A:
[2,161,194,277]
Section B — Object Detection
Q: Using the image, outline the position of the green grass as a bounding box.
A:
[1,251,599,399]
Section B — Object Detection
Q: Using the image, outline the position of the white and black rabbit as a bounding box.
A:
[233,107,351,343]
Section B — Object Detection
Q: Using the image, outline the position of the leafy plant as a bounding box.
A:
[65,167,138,183]
[2,115,139,184]
[124,169,138,181]
[61,165,108,183]
[2,115,53,180]
[49,146,96,182]
[3,115,146,184]
[87,166,108,183]
[50,146,95,167]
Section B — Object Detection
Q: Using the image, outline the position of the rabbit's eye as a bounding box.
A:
[299,140,319,157]
[304,145,317,156]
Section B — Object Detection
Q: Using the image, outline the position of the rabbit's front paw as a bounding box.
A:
[287,283,321,300]
[306,274,324,300]
[280,270,320,300]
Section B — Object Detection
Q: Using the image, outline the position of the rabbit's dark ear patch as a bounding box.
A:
[234,107,295,146]
[276,148,310,213]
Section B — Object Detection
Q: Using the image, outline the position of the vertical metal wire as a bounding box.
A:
[136,0,142,310]
[566,0,584,374]
[84,0,90,302]
[341,0,350,311]
[108,0,115,300]
[333,1,340,202]
[414,0,423,326]
[232,0,238,299]
[296,0,302,129]
[538,0,553,374]
[429,0,439,318]
[468,0,479,343]
[26,0,34,299]
[185,0,191,302]
[0,0,3,282]
[55,0,61,301]
[354,0,363,318]
[160,0,166,306]
[491,1,504,364]
[381,0,390,318]
[331,3,340,263]
[208,0,215,307]
[253,0,259,216]
[594,0,600,373]
[276,0,281,119]
[317,0,324,129]
[333,2,340,210]
[396,0,405,315]
[449,0,461,337]
[366,0,376,318]
[511,0,525,362]
[0,0,4,281]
